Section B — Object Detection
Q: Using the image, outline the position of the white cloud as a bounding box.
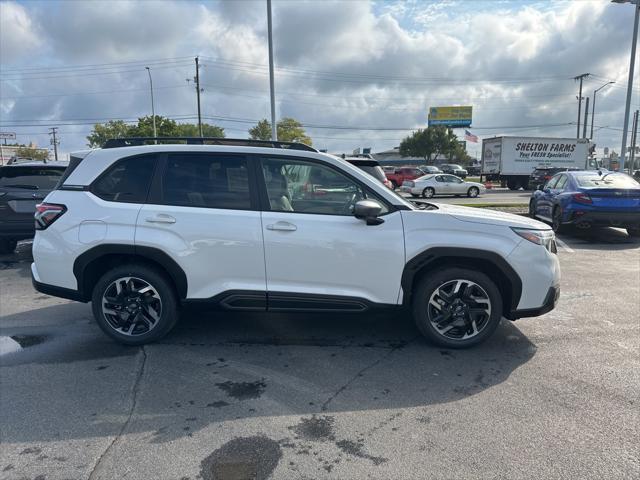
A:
[0,1,42,63]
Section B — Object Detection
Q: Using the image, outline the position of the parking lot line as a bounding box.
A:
[555,238,574,253]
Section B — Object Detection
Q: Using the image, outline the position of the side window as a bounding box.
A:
[262,158,387,215]
[555,175,568,190]
[435,175,445,183]
[448,175,463,183]
[545,175,560,190]
[92,155,156,203]
[161,154,250,210]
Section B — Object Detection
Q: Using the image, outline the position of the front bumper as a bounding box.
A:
[510,285,559,319]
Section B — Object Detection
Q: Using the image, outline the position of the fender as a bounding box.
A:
[400,247,523,316]
[73,244,188,300]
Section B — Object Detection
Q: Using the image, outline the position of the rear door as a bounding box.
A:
[258,155,405,306]
[135,152,266,301]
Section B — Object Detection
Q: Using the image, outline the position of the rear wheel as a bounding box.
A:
[422,187,435,198]
[91,264,178,345]
[390,180,398,190]
[528,200,536,218]
[467,187,479,198]
[0,239,18,254]
[412,268,503,348]
[552,207,566,234]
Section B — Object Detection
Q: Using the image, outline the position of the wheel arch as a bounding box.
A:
[401,247,522,319]
[73,244,188,301]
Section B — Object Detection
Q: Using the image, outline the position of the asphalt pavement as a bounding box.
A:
[1,228,639,480]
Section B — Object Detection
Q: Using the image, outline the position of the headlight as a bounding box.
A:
[511,227,557,253]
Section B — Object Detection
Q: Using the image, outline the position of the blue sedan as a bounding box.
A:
[529,170,640,236]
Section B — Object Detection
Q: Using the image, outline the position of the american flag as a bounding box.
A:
[464,130,478,143]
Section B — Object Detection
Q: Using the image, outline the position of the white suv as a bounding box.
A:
[31,138,560,348]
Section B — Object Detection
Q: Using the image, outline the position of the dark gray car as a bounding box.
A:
[0,162,67,253]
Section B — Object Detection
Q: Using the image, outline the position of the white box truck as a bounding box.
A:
[481,136,594,190]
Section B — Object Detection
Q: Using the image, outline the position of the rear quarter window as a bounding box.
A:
[91,154,157,203]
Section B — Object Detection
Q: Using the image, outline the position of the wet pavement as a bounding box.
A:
[1,231,639,480]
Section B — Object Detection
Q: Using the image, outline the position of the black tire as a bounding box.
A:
[627,227,640,238]
[422,187,435,198]
[91,263,178,345]
[412,267,503,348]
[507,179,519,190]
[467,187,479,198]
[528,200,536,218]
[552,207,566,234]
[0,239,18,254]
[391,180,398,190]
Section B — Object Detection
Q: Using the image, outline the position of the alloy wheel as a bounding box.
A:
[101,276,163,336]
[423,187,435,198]
[427,279,492,340]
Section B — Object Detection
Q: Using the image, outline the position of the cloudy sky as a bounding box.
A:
[0,0,638,159]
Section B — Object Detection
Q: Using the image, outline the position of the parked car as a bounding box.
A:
[385,166,425,189]
[32,137,559,349]
[419,166,442,174]
[529,170,640,236]
[440,164,468,178]
[344,157,393,189]
[467,165,481,176]
[401,174,486,198]
[633,169,640,182]
[529,166,581,191]
[0,162,68,254]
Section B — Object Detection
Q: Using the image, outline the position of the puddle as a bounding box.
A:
[0,335,46,356]
[201,436,282,480]
[289,415,335,442]
[215,380,266,400]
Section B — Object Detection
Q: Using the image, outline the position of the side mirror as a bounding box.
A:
[354,200,384,225]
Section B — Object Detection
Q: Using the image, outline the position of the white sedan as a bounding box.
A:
[401,174,486,198]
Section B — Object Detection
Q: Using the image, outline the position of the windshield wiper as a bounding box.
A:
[0,184,39,190]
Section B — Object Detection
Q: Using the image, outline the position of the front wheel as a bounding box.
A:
[467,187,479,198]
[91,264,178,345]
[422,187,435,198]
[412,268,503,348]
[0,239,17,254]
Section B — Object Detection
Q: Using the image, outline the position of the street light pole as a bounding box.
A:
[267,0,277,141]
[145,67,157,141]
[617,0,640,172]
[574,73,590,138]
[590,81,615,140]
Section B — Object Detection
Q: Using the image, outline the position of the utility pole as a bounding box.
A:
[590,81,615,140]
[145,67,157,142]
[582,97,590,138]
[630,110,639,174]
[267,0,277,141]
[574,73,590,138]
[48,127,58,162]
[618,0,640,172]
[195,57,203,137]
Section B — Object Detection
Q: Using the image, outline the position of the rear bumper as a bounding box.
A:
[568,210,640,228]
[510,285,559,319]
[31,263,87,302]
[0,220,35,240]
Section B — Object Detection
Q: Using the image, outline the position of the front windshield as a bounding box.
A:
[575,173,640,189]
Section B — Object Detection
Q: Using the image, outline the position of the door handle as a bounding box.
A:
[266,221,297,231]
[145,214,176,224]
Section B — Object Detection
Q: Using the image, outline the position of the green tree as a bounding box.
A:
[87,116,225,147]
[248,119,272,141]
[16,146,49,161]
[399,126,458,162]
[175,123,225,138]
[86,120,132,148]
[248,118,312,146]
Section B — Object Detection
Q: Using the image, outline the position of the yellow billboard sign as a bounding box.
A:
[428,106,473,127]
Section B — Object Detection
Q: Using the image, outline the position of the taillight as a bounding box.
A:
[572,193,592,205]
[35,203,66,230]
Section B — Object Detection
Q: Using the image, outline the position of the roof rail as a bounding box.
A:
[102,137,318,152]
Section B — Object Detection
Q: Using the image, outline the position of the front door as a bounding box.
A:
[259,156,405,307]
